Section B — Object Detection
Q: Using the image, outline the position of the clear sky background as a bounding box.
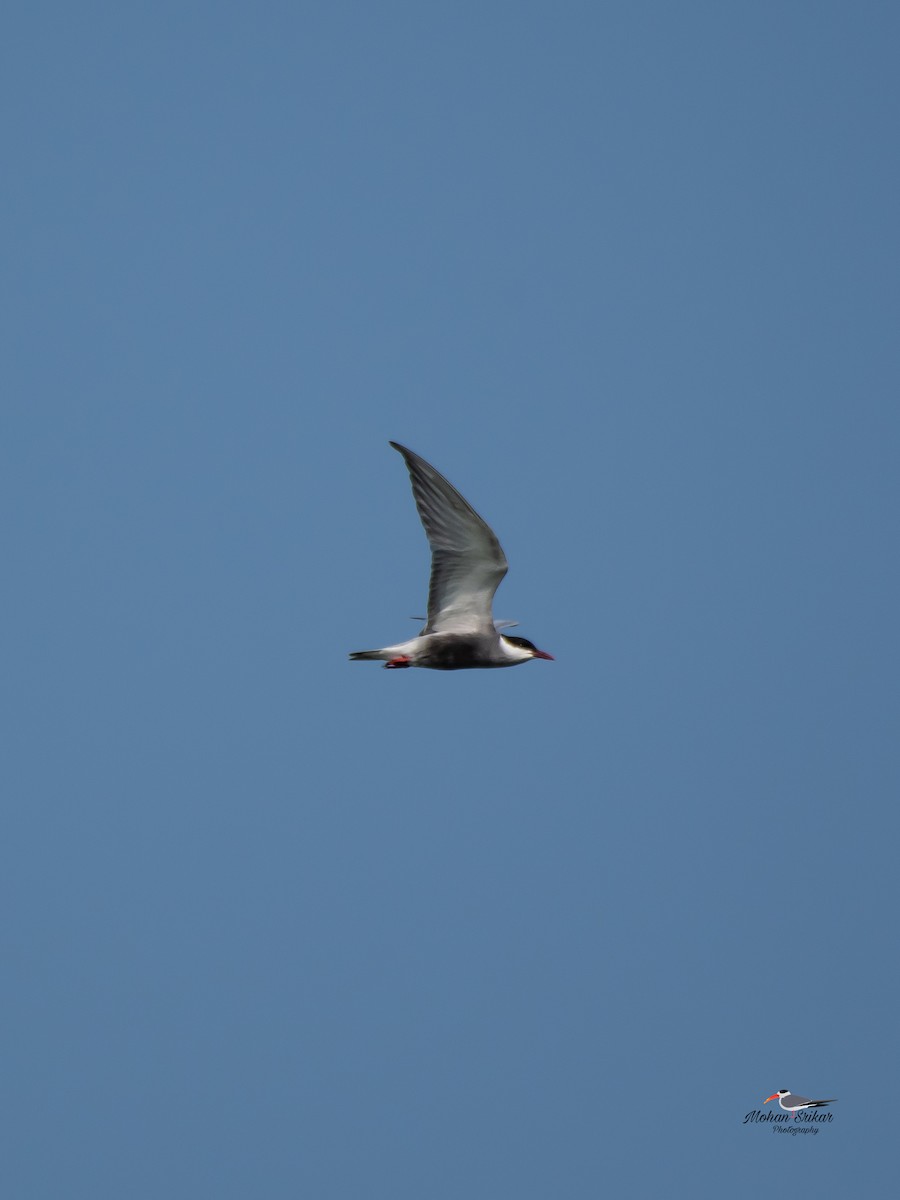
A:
[3,2,898,1195]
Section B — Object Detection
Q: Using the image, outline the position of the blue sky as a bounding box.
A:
[3,2,898,1195]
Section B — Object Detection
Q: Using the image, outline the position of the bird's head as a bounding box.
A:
[502,635,554,662]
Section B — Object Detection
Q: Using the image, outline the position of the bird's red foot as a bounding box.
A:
[384,656,411,669]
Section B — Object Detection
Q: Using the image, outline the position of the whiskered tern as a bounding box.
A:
[350,442,553,671]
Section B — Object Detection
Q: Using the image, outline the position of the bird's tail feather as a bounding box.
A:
[349,650,383,661]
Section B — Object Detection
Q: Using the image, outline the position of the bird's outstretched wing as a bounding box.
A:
[390,442,508,635]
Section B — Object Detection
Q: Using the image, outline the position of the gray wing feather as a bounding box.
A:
[390,442,508,635]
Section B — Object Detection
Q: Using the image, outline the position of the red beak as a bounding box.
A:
[763,1095,779,1104]
[533,649,554,660]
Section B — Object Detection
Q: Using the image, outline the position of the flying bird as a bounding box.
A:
[349,442,553,670]
[764,1090,837,1118]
